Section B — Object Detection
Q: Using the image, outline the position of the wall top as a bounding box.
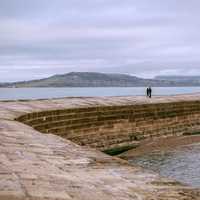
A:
[1,93,200,120]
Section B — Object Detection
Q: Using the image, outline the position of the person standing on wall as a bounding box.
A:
[146,87,149,97]
[148,87,152,98]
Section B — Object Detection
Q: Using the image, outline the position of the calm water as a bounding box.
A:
[129,143,200,187]
[0,87,200,100]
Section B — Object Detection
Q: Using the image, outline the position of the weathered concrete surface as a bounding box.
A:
[1,94,200,199]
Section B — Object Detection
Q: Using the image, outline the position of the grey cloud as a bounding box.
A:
[0,0,200,81]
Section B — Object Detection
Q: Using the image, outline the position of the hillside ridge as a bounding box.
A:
[1,72,199,87]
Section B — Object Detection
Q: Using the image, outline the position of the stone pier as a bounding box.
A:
[0,94,200,199]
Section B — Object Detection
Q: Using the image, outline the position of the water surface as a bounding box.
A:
[129,143,200,187]
[1,87,200,100]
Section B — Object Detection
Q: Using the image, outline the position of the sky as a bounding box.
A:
[1,0,200,82]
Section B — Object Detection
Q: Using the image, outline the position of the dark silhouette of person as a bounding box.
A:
[149,87,152,98]
[146,87,149,97]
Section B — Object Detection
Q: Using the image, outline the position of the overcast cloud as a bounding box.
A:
[1,0,200,81]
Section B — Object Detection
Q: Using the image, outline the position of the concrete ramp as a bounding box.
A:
[0,95,200,199]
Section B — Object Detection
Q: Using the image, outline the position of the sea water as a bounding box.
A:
[0,87,200,100]
[129,143,200,187]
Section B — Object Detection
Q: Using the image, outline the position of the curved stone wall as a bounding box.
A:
[17,100,200,153]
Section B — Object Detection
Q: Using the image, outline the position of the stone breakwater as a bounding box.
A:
[1,94,200,200]
[17,99,200,154]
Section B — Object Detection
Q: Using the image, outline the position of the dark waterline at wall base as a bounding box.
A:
[103,144,139,156]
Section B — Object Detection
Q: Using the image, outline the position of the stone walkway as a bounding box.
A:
[1,94,200,199]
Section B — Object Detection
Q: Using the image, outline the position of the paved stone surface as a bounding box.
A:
[0,94,200,199]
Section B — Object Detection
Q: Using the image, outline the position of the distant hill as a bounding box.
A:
[1,72,200,87]
[154,75,200,86]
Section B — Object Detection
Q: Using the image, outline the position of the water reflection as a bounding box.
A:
[129,144,200,187]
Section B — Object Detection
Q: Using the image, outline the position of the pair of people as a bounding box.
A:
[146,87,152,98]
